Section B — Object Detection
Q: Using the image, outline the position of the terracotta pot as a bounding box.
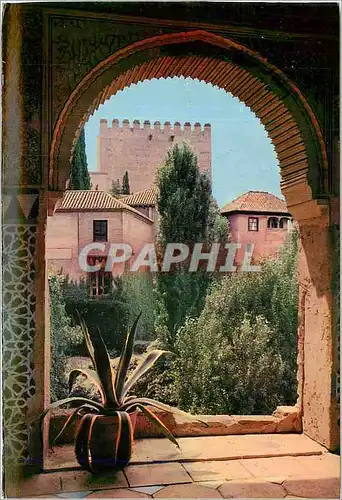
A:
[129,409,139,431]
[75,411,134,473]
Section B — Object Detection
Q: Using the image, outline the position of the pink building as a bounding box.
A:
[90,119,211,192]
[221,191,294,266]
[46,190,154,295]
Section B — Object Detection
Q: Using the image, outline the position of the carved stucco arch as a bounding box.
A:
[43,28,339,452]
[50,30,329,209]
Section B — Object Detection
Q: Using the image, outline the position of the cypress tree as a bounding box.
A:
[122,171,130,195]
[155,143,228,348]
[69,129,91,190]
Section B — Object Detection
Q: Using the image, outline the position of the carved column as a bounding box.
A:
[2,5,48,492]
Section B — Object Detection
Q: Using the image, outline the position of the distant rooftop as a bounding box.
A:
[221,191,289,215]
[121,187,158,207]
[56,190,153,222]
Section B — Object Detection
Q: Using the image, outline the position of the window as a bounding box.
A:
[88,270,112,297]
[279,217,289,229]
[267,217,279,229]
[248,217,259,231]
[93,220,108,242]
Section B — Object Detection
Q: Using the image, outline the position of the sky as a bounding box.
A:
[84,77,281,208]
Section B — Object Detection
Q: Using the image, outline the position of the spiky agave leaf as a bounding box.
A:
[91,327,118,407]
[34,396,105,426]
[121,397,209,426]
[115,313,142,404]
[69,368,106,404]
[52,404,100,446]
[126,403,179,448]
[121,349,170,400]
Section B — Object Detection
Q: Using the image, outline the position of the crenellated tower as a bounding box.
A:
[92,119,212,193]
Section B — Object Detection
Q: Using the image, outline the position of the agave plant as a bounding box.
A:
[40,313,201,473]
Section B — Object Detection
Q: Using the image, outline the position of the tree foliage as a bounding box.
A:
[157,143,211,246]
[120,271,157,342]
[154,143,228,347]
[110,179,122,196]
[69,129,91,190]
[171,230,299,414]
[122,171,131,195]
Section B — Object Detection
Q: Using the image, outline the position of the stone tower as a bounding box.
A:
[91,119,212,193]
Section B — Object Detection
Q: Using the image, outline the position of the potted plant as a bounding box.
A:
[40,313,202,473]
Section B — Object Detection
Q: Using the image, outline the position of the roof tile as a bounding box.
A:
[121,188,158,207]
[56,190,153,222]
[221,191,289,214]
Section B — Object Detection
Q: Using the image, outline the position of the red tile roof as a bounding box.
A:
[121,187,158,207]
[56,190,153,222]
[221,191,289,215]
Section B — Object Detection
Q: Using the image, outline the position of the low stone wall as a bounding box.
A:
[49,406,301,445]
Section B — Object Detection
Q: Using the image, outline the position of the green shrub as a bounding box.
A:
[62,273,157,355]
[154,271,211,349]
[173,314,287,415]
[131,340,178,406]
[170,231,299,414]
[120,272,156,342]
[49,275,83,402]
[62,277,129,356]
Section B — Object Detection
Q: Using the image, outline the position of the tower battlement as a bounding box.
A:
[97,118,212,193]
[100,119,211,136]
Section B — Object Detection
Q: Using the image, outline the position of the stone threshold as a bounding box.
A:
[45,433,324,471]
[50,405,302,444]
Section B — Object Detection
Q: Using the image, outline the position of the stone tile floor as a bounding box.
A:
[14,435,340,498]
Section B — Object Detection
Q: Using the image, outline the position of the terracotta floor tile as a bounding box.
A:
[131,434,325,464]
[86,489,151,498]
[18,473,61,497]
[183,460,253,482]
[254,475,287,485]
[288,453,340,478]
[241,456,308,478]
[197,480,225,489]
[125,463,192,488]
[181,434,325,462]
[153,483,222,498]
[219,479,286,498]
[242,453,340,480]
[131,439,181,464]
[46,446,78,470]
[283,477,340,498]
[60,470,128,493]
